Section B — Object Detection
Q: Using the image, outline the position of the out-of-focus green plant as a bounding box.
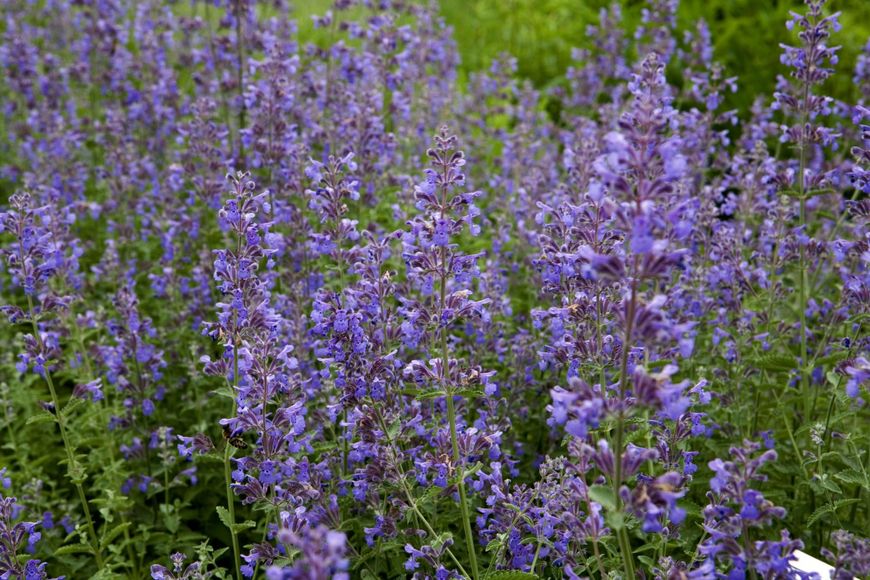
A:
[440,0,870,113]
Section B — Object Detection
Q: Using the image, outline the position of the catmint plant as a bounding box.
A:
[401,127,494,579]
[0,0,868,577]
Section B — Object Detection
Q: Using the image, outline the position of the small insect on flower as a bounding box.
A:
[222,423,248,449]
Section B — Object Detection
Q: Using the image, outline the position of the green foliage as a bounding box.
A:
[440,0,870,112]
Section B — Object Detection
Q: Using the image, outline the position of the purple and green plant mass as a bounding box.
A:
[0,0,868,578]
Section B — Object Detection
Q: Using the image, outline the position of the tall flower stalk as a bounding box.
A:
[403,127,491,579]
[0,192,104,569]
[201,173,272,579]
[774,0,841,418]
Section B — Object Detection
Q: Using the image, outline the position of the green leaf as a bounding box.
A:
[61,395,85,418]
[806,499,860,528]
[605,510,625,531]
[216,506,256,534]
[486,572,541,580]
[678,500,703,518]
[161,505,181,534]
[415,388,446,401]
[197,452,227,465]
[99,522,131,551]
[212,386,236,400]
[588,485,617,511]
[818,477,843,495]
[26,411,57,425]
[232,520,257,533]
[485,536,504,553]
[833,470,869,490]
[430,532,453,551]
[753,354,797,372]
[454,387,485,400]
[53,543,95,556]
[216,506,234,530]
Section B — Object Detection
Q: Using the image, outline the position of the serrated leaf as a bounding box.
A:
[430,532,453,551]
[26,411,57,425]
[486,571,541,580]
[61,395,85,418]
[91,569,118,580]
[678,500,703,518]
[197,452,227,465]
[817,352,848,368]
[833,470,869,489]
[454,387,485,399]
[819,477,843,494]
[753,354,797,372]
[216,506,234,530]
[99,522,131,551]
[232,520,257,533]
[841,454,864,473]
[806,499,860,527]
[53,543,94,556]
[212,386,236,400]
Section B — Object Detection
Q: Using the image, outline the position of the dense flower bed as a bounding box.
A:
[0,0,868,578]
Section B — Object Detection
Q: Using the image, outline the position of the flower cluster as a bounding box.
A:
[0,0,866,578]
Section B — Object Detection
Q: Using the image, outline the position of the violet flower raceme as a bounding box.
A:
[0,189,104,566]
[198,171,329,577]
[562,4,629,111]
[0,493,56,580]
[700,441,803,577]
[476,456,609,573]
[199,170,277,577]
[543,49,704,578]
[821,530,870,580]
[771,0,842,414]
[266,522,349,580]
[400,126,495,578]
[1,0,869,577]
[150,553,202,580]
[98,284,167,429]
[0,192,73,325]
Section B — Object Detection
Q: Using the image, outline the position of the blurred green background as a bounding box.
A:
[293,1,868,112]
[437,0,869,110]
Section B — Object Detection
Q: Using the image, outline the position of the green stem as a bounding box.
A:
[797,70,811,422]
[742,522,758,580]
[400,475,471,579]
[224,339,242,580]
[530,539,542,575]
[371,408,470,578]
[222,196,247,579]
[224,441,241,579]
[27,296,103,569]
[612,271,638,579]
[445,386,479,579]
[437,147,478,578]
